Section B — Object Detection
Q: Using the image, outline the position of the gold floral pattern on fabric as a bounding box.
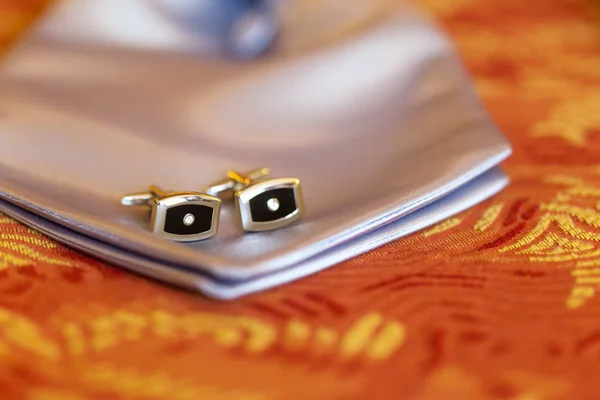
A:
[2,0,600,398]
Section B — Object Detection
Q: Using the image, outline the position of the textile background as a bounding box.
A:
[1,0,600,399]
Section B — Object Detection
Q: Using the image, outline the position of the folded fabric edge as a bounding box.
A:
[0,168,508,299]
[0,145,510,282]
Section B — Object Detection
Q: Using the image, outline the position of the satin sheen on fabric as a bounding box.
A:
[0,1,510,296]
[0,168,508,299]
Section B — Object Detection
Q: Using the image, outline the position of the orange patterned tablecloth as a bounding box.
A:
[2,1,600,399]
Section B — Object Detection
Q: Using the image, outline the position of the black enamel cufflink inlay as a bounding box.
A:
[248,188,297,223]
[163,203,215,235]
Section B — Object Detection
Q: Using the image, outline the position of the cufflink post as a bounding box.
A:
[121,184,168,207]
[204,167,270,197]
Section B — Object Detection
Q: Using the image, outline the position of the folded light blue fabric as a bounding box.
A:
[0,0,511,298]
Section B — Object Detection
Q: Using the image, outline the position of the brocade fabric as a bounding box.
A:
[0,0,600,399]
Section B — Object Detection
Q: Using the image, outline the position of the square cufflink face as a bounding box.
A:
[150,193,220,242]
[235,178,304,232]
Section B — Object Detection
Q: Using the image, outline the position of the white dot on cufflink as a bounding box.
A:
[266,198,280,212]
[183,213,196,226]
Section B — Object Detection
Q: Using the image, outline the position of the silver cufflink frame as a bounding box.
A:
[121,185,221,242]
[205,168,304,232]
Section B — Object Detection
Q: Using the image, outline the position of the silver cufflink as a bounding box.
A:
[121,185,221,242]
[204,168,304,232]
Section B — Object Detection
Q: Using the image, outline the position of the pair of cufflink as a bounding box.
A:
[121,168,304,242]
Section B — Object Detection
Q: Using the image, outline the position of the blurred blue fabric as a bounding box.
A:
[149,0,279,58]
